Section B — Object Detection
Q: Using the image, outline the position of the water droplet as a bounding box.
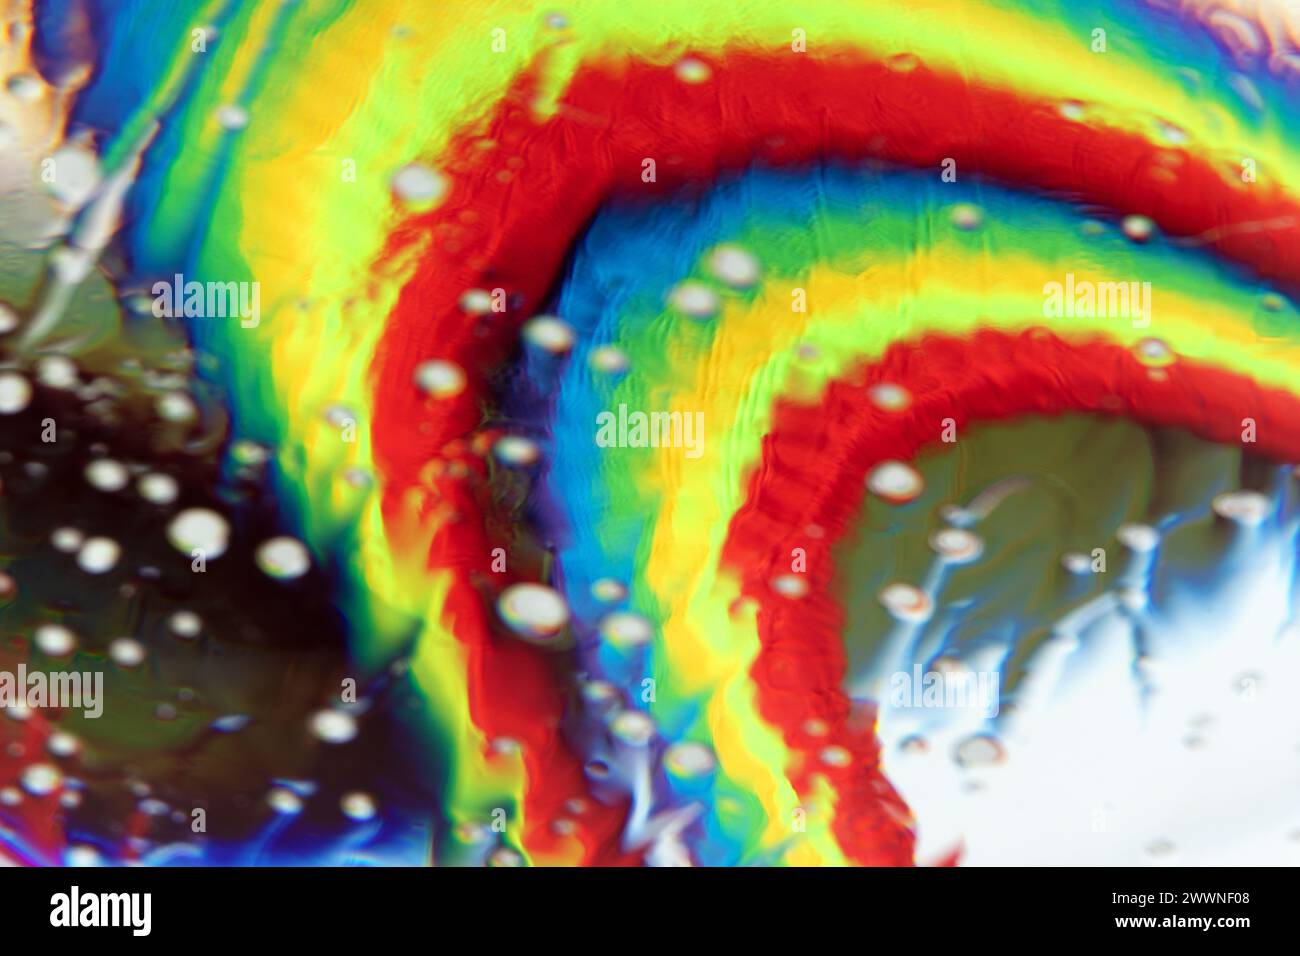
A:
[1117,523,1160,552]
[215,104,249,130]
[802,718,829,737]
[492,435,540,466]
[590,578,627,603]
[51,527,84,552]
[673,57,711,84]
[255,536,311,580]
[820,745,853,768]
[1059,100,1086,121]
[156,391,197,423]
[84,459,128,492]
[310,709,358,744]
[950,204,983,230]
[65,845,102,867]
[458,289,494,314]
[1212,490,1271,525]
[0,372,32,414]
[1134,337,1175,368]
[1061,551,1091,574]
[929,528,983,563]
[771,574,809,597]
[522,315,575,354]
[498,583,570,641]
[36,356,78,390]
[341,791,376,821]
[77,536,120,574]
[21,763,62,796]
[1121,214,1156,242]
[137,472,179,504]
[664,741,716,778]
[868,382,911,412]
[608,709,656,746]
[954,734,1005,768]
[414,359,466,398]
[589,345,629,373]
[169,611,202,639]
[708,245,760,288]
[391,163,448,206]
[599,611,654,650]
[47,732,79,757]
[267,788,303,815]
[34,624,77,656]
[866,460,924,504]
[668,281,721,319]
[109,637,146,667]
[878,583,932,622]
[167,508,230,559]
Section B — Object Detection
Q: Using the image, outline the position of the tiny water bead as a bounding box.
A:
[0,372,32,413]
[673,57,712,84]
[771,573,809,597]
[598,611,654,650]
[608,709,656,746]
[109,637,147,667]
[878,583,933,622]
[1134,338,1175,367]
[668,281,721,319]
[267,788,304,815]
[391,163,449,206]
[20,763,63,796]
[707,245,761,288]
[820,745,853,768]
[34,624,77,656]
[85,458,129,491]
[522,315,576,353]
[76,536,121,574]
[866,460,924,504]
[929,528,983,563]
[1116,523,1160,552]
[36,356,77,389]
[340,791,377,821]
[589,345,630,373]
[310,709,359,744]
[1211,490,1271,525]
[458,288,495,314]
[255,536,312,580]
[664,741,717,778]
[414,359,466,398]
[954,734,1006,769]
[169,610,203,639]
[1121,214,1156,242]
[498,583,570,640]
[590,578,628,603]
[868,382,912,412]
[215,104,249,130]
[492,434,540,466]
[950,203,983,230]
[1061,551,1092,574]
[137,472,179,504]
